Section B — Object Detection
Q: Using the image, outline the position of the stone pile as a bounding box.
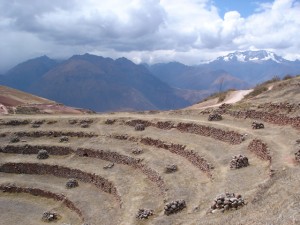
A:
[136,208,154,219]
[252,121,264,129]
[165,164,178,173]
[105,119,116,125]
[81,123,89,128]
[37,150,49,159]
[208,113,222,121]
[210,193,245,213]
[10,137,20,143]
[135,124,145,131]
[132,148,143,155]
[295,149,300,162]
[31,124,40,128]
[248,139,271,161]
[68,119,78,124]
[59,136,69,142]
[42,211,59,222]
[164,200,186,215]
[103,163,114,169]
[230,155,249,169]
[66,178,79,189]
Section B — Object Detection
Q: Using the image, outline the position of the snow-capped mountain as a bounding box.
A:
[216,50,287,63]
[202,50,300,84]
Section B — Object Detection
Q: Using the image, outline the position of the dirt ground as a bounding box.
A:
[0,77,299,225]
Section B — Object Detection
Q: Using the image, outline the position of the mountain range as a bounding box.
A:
[149,50,300,91]
[0,54,200,112]
[1,50,300,112]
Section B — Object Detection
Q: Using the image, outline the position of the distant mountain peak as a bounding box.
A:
[216,50,286,63]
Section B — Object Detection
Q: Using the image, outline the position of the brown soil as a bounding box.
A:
[0,77,299,225]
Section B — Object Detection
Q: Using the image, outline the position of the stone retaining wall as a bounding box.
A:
[14,131,98,138]
[176,122,243,145]
[0,145,73,155]
[77,148,166,194]
[125,119,243,144]
[140,137,213,177]
[0,184,84,221]
[226,110,300,130]
[248,139,271,162]
[0,163,121,206]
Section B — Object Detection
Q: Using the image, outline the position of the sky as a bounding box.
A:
[0,0,300,73]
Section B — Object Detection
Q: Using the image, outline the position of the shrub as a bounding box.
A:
[283,74,294,80]
[245,85,268,99]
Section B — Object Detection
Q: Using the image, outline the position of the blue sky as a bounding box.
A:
[0,0,299,71]
[213,0,274,17]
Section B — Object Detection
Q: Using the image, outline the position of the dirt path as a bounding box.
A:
[188,89,253,109]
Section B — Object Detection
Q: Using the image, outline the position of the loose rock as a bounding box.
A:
[59,136,69,143]
[132,148,143,155]
[10,137,20,143]
[208,113,222,121]
[66,178,79,189]
[37,150,49,159]
[42,211,59,222]
[165,164,178,173]
[164,199,186,215]
[136,208,154,219]
[230,155,249,169]
[105,119,116,125]
[210,193,245,213]
[252,121,265,129]
[31,124,40,128]
[81,123,89,128]
[135,124,145,131]
[103,163,114,169]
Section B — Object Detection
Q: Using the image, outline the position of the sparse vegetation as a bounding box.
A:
[199,89,236,104]
[1,78,300,225]
[283,74,294,80]
[245,85,268,99]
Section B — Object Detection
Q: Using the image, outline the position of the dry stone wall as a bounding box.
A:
[0,145,73,155]
[0,163,121,205]
[140,137,213,177]
[248,139,271,162]
[14,131,98,138]
[125,119,243,144]
[176,123,243,145]
[226,110,300,130]
[0,184,84,221]
[77,148,166,194]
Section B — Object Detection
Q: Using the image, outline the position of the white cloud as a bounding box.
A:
[0,0,299,72]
